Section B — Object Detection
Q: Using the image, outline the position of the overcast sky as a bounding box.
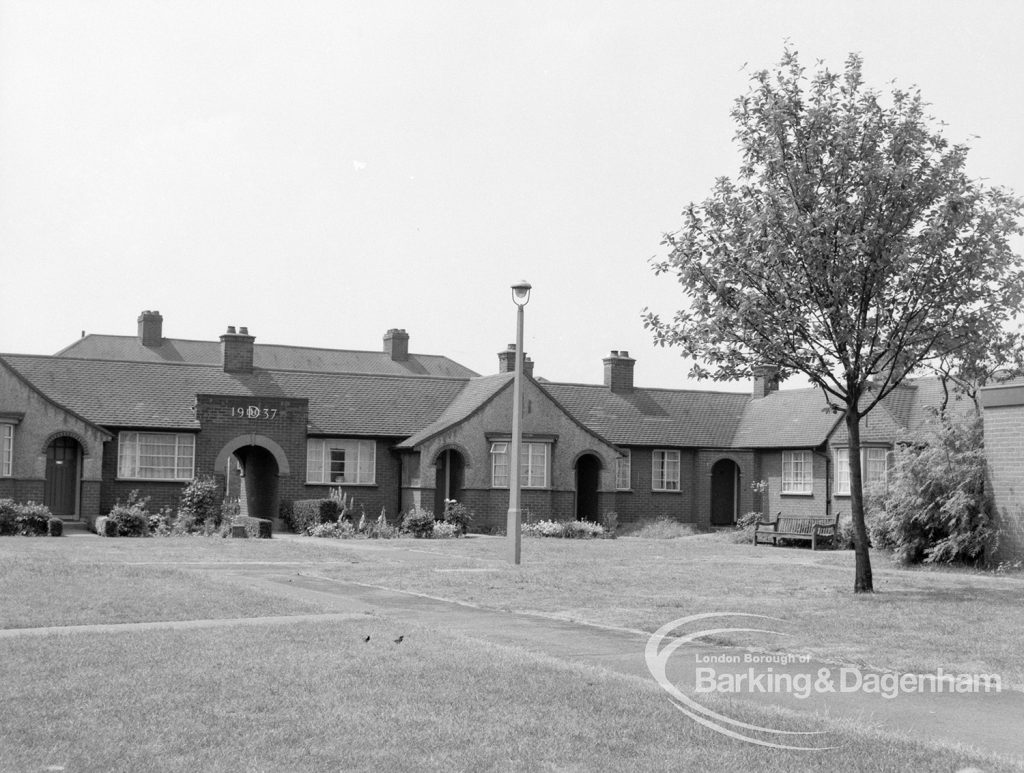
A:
[2,1,1022,391]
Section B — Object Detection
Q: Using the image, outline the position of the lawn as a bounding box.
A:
[1,534,1021,771]
[295,532,1024,689]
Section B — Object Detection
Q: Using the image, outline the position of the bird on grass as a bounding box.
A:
[363,635,371,643]
[393,636,404,644]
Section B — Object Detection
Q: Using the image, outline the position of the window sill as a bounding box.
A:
[117,477,191,483]
[307,482,377,487]
[780,492,814,497]
[652,488,682,494]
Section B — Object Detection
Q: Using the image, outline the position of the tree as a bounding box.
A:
[643,50,1024,592]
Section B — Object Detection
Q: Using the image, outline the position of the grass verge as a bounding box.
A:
[1,618,1017,773]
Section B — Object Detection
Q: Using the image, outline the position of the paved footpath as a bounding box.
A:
[17,529,1024,763]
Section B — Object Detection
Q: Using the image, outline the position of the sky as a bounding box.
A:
[1,1,1022,391]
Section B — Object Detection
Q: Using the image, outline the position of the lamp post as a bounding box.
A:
[507,280,531,565]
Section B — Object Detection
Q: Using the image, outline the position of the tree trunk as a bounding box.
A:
[846,408,874,593]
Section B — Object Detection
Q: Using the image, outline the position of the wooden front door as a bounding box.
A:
[44,437,80,516]
[710,459,738,526]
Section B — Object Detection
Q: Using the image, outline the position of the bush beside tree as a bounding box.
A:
[867,413,995,564]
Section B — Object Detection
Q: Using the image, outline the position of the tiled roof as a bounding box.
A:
[542,383,751,447]
[2,355,467,435]
[397,373,514,448]
[731,388,841,448]
[55,335,479,379]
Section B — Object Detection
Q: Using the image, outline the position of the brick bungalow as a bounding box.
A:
[0,310,960,534]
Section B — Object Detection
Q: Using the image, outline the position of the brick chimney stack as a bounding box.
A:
[603,350,635,393]
[137,310,163,347]
[221,325,255,373]
[751,365,780,399]
[384,329,410,361]
[498,344,533,378]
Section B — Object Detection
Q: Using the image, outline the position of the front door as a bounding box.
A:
[575,454,601,522]
[44,437,80,516]
[434,449,465,515]
[710,459,738,526]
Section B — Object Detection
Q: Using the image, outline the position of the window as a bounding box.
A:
[865,448,888,488]
[1,424,12,477]
[652,449,680,491]
[118,432,195,480]
[616,449,631,490]
[835,447,889,495]
[781,450,813,494]
[307,439,376,484]
[490,441,549,488]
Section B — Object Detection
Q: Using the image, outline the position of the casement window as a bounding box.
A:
[307,439,376,485]
[1,424,13,477]
[835,447,889,495]
[781,450,813,494]
[118,432,195,480]
[615,449,632,490]
[652,449,681,491]
[490,441,550,488]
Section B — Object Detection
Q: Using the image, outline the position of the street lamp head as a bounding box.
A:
[511,280,532,307]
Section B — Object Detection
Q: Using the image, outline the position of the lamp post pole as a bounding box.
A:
[507,280,531,565]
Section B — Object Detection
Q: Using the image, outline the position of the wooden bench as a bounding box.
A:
[753,512,839,550]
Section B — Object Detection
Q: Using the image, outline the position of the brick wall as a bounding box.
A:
[981,399,1024,562]
[761,449,830,521]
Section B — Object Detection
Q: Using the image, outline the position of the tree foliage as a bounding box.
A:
[867,412,994,565]
[644,50,1023,591]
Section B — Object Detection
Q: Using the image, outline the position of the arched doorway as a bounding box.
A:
[214,435,290,523]
[575,454,601,522]
[434,449,465,515]
[233,446,280,522]
[710,459,739,526]
[44,436,81,516]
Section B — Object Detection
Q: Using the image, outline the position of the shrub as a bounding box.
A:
[867,412,995,565]
[233,515,272,539]
[601,510,619,537]
[47,518,63,537]
[279,499,295,529]
[107,491,151,537]
[432,520,461,539]
[14,502,53,536]
[291,499,340,533]
[95,516,118,537]
[441,499,473,533]
[148,506,176,536]
[367,508,399,539]
[401,506,435,538]
[309,520,355,539]
[178,477,223,529]
[523,519,606,539]
[221,498,241,522]
[0,498,18,536]
[730,511,763,542]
